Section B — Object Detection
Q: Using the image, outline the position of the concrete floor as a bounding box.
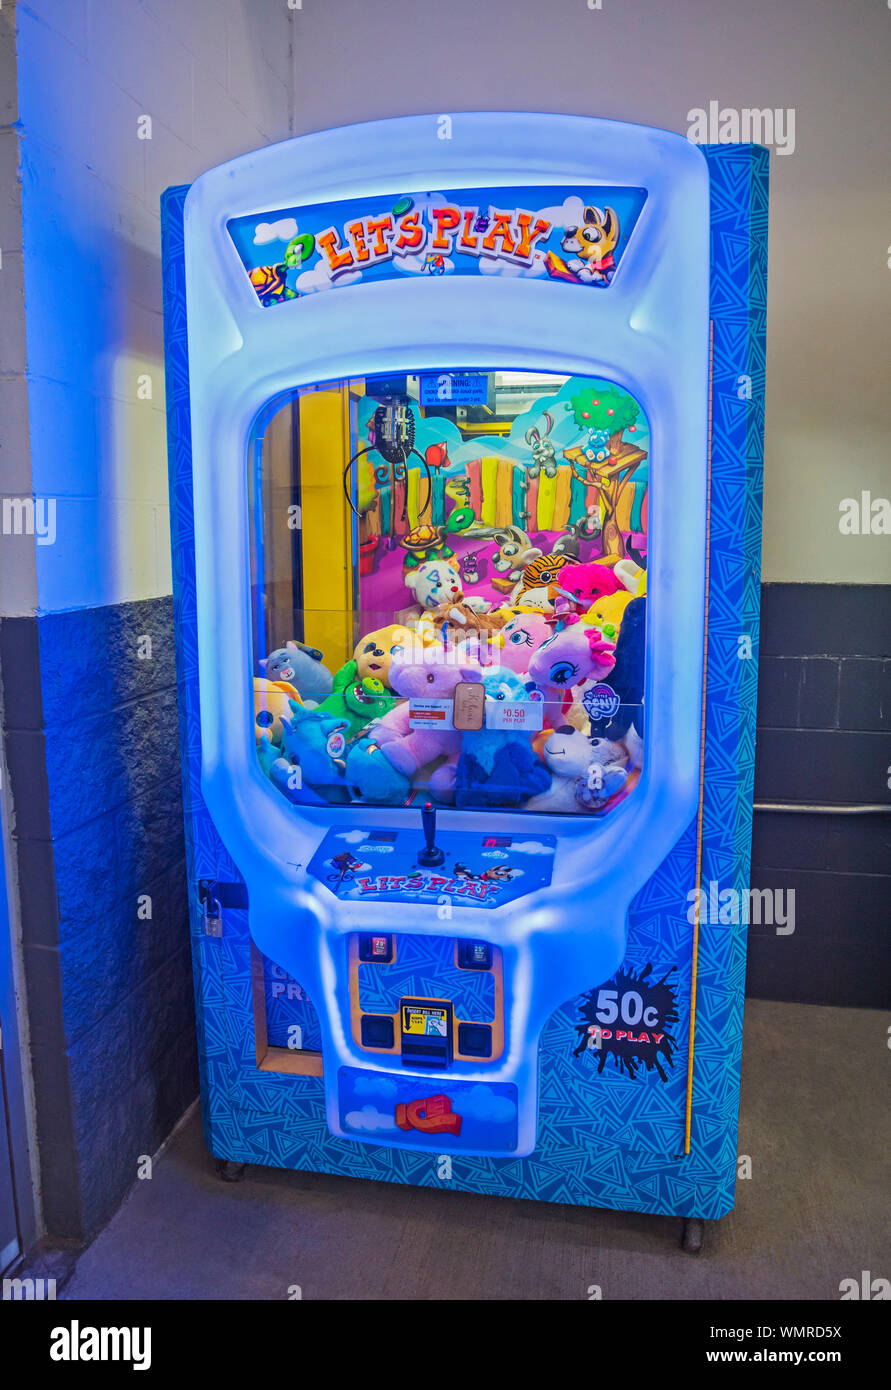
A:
[61,999,890,1300]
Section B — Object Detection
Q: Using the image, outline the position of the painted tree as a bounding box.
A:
[566,385,645,560]
[568,384,640,444]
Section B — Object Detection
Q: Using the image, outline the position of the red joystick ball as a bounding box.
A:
[418,801,445,868]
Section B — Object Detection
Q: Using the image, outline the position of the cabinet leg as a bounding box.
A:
[214,1158,247,1183]
[681,1216,706,1253]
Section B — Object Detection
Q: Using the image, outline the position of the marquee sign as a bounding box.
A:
[227,184,647,307]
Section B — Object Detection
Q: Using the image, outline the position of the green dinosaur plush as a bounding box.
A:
[318,675,393,739]
[330,659,358,695]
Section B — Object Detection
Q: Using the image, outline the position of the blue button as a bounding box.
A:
[458,1023,492,1058]
[361,1014,395,1049]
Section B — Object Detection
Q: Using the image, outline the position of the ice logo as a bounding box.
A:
[582,683,620,721]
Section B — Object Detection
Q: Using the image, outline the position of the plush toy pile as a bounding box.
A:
[254,556,646,815]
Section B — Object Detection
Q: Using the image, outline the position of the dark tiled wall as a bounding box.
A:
[749,584,891,1009]
[0,596,197,1242]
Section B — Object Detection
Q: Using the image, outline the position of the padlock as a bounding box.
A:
[203,895,223,938]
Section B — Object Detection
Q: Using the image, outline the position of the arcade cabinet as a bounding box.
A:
[162,113,768,1250]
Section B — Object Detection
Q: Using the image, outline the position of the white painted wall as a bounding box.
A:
[0,3,38,616]
[3,0,292,615]
[286,0,891,586]
[3,0,888,607]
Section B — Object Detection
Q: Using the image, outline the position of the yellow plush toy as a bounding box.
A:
[350,624,430,688]
[254,677,302,744]
[586,589,635,637]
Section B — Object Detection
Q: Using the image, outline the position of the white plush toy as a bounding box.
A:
[613,557,647,596]
[525,725,635,814]
[404,558,464,611]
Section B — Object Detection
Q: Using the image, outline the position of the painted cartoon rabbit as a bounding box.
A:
[525,411,558,479]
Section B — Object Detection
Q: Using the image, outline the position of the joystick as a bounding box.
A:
[417,802,445,868]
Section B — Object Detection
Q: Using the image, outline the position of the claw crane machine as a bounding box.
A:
[162,113,767,1251]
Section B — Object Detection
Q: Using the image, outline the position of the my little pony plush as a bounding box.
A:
[528,617,616,727]
[597,596,646,737]
[455,667,550,809]
[496,611,553,675]
[260,641,333,701]
[585,589,635,642]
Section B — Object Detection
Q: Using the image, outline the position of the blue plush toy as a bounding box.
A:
[256,732,280,778]
[455,666,551,809]
[257,728,327,806]
[269,701,351,804]
[265,754,331,807]
[344,736,411,806]
[599,596,646,739]
[260,641,334,703]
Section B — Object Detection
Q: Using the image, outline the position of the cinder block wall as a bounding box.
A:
[748,585,891,1008]
[0,0,292,1241]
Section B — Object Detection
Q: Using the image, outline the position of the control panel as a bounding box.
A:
[308,807,556,911]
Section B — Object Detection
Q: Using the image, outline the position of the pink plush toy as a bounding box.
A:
[551,560,623,617]
[528,616,616,726]
[497,611,554,675]
[371,649,483,800]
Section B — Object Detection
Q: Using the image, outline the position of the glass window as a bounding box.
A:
[250,371,648,815]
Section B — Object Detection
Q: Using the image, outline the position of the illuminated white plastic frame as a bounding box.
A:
[183,113,709,1157]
